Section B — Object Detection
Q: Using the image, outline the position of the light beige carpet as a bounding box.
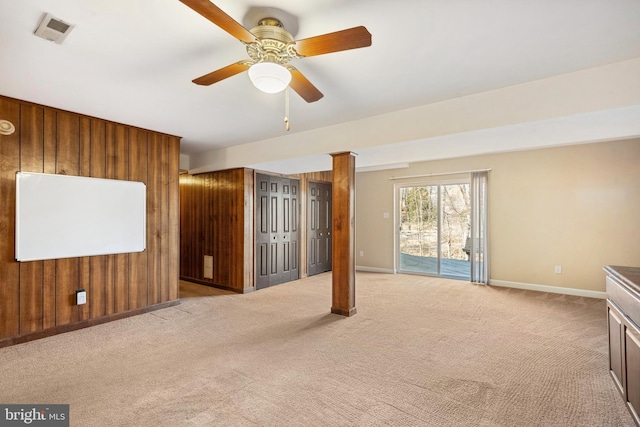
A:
[0,272,633,426]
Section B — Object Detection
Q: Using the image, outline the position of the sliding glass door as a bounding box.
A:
[398,181,471,280]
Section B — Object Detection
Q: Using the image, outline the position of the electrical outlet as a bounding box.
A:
[359,250,364,257]
[554,265,562,274]
[76,289,87,305]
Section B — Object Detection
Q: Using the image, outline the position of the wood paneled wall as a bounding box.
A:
[179,168,332,291]
[179,168,254,292]
[0,95,180,347]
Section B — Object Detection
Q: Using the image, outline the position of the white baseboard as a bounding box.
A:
[356,266,395,274]
[489,279,607,299]
[350,269,607,299]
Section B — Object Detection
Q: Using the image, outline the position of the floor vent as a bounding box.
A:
[34,13,75,44]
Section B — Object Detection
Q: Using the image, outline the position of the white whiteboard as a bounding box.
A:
[16,172,146,262]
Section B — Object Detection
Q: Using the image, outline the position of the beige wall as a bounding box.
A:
[355,138,640,293]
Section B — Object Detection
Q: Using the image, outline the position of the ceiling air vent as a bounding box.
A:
[34,13,75,44]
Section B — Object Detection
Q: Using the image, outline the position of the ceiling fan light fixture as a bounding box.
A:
[248,62,291,93]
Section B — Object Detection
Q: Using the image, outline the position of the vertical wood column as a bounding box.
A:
[331,152,357,317]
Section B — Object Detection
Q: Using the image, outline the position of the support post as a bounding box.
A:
[331,152,357,316]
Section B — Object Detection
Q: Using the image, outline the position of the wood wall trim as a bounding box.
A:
[0,300,180,349]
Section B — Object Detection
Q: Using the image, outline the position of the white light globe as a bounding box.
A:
[248,62,292,93]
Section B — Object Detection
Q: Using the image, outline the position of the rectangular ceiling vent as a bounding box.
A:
[34,13,75,44]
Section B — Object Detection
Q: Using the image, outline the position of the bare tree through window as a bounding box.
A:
[399,183,470,278]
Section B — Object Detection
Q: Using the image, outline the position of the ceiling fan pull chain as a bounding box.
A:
[284,85,291,131]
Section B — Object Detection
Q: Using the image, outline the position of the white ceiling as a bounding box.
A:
[2,0,640,174]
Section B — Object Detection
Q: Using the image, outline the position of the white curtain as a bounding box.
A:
[470,171,489,284]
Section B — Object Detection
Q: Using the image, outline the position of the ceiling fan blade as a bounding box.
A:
[193,61,250,86]
[180,0,256,44]
[294,26,372,57]
[288,67,323,103]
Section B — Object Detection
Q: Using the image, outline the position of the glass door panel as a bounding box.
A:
[398,182,470,280]
[440,184,471,279]
[399,185,438,274]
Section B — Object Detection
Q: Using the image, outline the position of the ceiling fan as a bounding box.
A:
[180,0,372,102]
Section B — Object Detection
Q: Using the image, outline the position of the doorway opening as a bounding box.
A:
[307,181,332,276]
[397,181,471,280]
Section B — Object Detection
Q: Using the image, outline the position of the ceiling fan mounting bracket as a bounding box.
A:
[245,18,300,65]
[257,17,283,28]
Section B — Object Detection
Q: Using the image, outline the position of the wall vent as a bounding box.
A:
[203,255,213,279]
[34,13,75,44]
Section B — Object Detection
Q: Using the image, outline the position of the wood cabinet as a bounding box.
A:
[608,301,625,394]
[606,266,640,426]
